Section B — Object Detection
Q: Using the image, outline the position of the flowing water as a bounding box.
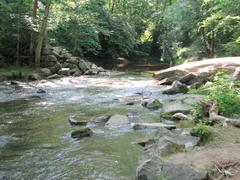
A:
[0,72,174,179]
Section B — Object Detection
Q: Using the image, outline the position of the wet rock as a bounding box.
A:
[172,113,189,121]
[132,123,176,130]
[10,81,20,85]
[126,102,135,106]
[163,80,189,95]
[0,173,9,180]
[47,74,61,79]
[142,99,163,110]
[28,73,41,81]
[71,127,93,139]
[106,114,129,127]
[92,115,111,123]
[68,116,89,126]
[50,63,62,74]
[58,68,70,76]
[40,68,51,76]
[37,89,46,94]
[69,68,82,76]
[138,138,156,147]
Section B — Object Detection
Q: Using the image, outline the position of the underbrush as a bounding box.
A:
[190,72,240,117]
[0,66,37,80]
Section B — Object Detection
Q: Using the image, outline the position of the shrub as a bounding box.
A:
[207,74,240,116]
[191,122,215,143]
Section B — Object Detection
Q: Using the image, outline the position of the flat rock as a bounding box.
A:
[47,74,61,79]
[162,100,193,114]
[91,115,111,123]
[132,123,176,130]
[105,114,129,127]
[68,116,89,126]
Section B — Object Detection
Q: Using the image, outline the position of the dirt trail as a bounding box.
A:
[169,126,240,179]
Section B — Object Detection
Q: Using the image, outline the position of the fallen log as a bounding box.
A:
[203,100,240,128]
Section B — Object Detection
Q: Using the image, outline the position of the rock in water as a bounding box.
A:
[68,116,89,126]
[105,114,129,127]
[142,99,163,110]
[58,68,70,76]
[163,80,188,95]
[132,123,176,130]
[71,128,93,139]
[37,89,46,94]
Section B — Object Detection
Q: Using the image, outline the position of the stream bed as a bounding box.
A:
[0,72,196,179]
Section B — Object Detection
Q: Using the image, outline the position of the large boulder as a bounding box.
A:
[50,63,62,74]
[43,55,58,67]
[40,68,51,76]
[105,114,129,127]
[154,57,240,85]
[78,59,91,72]
[163,80,189,95]
[66,57,79,65]
[58,68,70,76]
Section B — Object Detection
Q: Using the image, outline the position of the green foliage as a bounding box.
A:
[191,122,215,143]
[156,169,166,180]
[204,73,240,116]
[6,69,23,79]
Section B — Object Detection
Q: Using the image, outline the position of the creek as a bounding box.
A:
[0,72,197,179]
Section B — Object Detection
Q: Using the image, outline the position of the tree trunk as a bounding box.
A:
[30,0,38,64]
[35,0,51,68]
[16,0,21,67]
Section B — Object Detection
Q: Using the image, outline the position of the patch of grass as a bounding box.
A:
[191,122,215,144]
[0,66,37,80]
[162,143,185,157]
[156,169,166,180]
[179,120,195,128]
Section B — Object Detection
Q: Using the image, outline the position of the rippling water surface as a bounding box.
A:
[0,73,171,179]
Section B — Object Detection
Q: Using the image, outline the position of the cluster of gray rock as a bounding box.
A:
[31,45,107,80]
[136,127,208,180]
[154,57,240,94]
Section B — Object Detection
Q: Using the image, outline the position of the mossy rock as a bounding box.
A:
[71,127,93,139]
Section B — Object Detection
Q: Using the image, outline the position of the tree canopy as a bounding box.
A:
[0,0,239,67]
